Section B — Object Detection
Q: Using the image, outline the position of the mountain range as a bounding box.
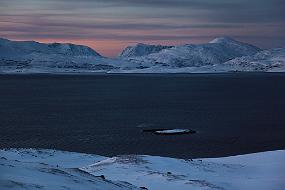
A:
[0,37,284,73]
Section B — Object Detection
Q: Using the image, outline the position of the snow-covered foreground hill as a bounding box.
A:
[0,37,285,73]
[1,149,284,190]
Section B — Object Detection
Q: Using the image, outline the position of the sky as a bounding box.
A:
[0,0,284,57]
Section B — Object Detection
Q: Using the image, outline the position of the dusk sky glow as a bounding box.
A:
[0,0,284,57]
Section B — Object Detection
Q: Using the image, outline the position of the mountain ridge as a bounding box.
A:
[0,37,284,73]
[120,37,261,68]
[0,38,101,58]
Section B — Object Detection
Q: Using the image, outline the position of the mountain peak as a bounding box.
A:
[47,43,101,57]
[209,37,237,44]
[136,43,149,46]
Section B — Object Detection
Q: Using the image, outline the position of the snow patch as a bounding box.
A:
[154,129,195,135]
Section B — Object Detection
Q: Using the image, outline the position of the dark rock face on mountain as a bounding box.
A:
[118,43,173,58]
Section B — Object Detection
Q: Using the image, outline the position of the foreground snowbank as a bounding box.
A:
[0,149,137,190]
[1,149,284,190]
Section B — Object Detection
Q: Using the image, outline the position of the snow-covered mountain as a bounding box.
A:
[0,37,284,73]
[118,43,173,58]
[114,47,285,73]
[0,38,101,59]
[119,37,261,68]
[0,38,123,73]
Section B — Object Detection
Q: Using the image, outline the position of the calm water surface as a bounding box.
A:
[0,73,285,158]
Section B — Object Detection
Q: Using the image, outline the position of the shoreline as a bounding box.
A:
[1,71,285,76]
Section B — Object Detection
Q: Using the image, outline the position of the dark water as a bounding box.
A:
[0,73,285,159]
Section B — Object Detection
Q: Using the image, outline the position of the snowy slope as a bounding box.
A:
[0,56,122,74]
[83,150,285,190]
[0,149,139,190]
[216,48,285,72]
[1,149,285,190]
[118,43,173,58]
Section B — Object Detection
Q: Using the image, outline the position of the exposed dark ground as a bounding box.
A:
[0,73,285,159]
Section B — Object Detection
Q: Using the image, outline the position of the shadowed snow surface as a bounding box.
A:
[1,149,284,190]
